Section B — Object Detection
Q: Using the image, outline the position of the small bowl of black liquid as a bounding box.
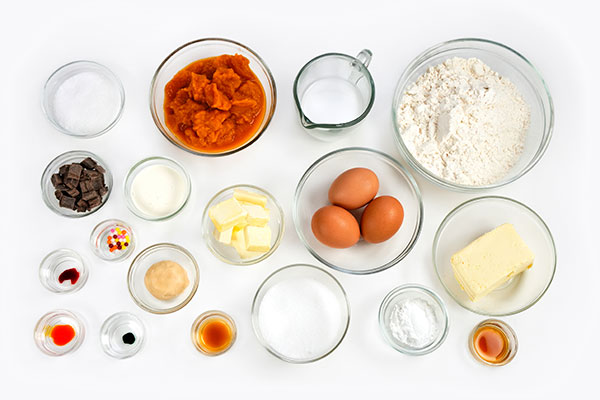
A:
[100,312,145,359]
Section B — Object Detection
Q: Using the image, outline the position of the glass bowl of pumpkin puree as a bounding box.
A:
[150,38,276,156]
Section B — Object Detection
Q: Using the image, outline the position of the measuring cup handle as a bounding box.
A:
[355,49,372,68]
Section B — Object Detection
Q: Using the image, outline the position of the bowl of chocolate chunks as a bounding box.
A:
[41,150,112,218]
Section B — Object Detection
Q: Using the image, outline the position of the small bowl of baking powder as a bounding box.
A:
[379,284,449,356]
[392,38,553,191]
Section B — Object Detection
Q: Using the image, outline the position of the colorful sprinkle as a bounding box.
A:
[105,225,131,254]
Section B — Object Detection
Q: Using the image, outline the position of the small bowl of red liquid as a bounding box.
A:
[39,248,89,294]
[34,310,86,356]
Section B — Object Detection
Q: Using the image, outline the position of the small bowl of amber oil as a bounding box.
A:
[469,319,518,366]
[191,310,236,356]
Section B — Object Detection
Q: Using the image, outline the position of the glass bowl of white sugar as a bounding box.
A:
[43,60,125,138]
[379,284,449,356]
[251,264,350,363]
[392,38,554,191]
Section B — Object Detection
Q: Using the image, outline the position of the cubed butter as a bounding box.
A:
[242,203,270,227]
[233,189,267,207]
[450,223,534,302]
[232,227,262,259]
[243,225,271,252]
[208,198,247,232]
[213,227,233,245]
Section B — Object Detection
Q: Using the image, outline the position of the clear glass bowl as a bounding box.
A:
[202,184,284,265]
[34,310,85,356]
[127,243,200,314]
[90,219,136,261]
[41,150,112,218]
[39,248,89,294]
[251,264,350,364]
[100,312,146,359]
[468,319,518,366]
[378,284,449,356]
[149,38,277,156]
[42,60,125,138]
[293,147,423,275]
[392,38,554,191]
[433,196,556,316]
[191,310,237,356]
[123,156,191,221]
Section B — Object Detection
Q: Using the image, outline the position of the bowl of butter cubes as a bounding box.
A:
[202,184,285,265]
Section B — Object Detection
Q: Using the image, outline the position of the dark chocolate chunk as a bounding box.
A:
[66,188,80,197]
[91,177,104,190]
[79,180,91,192]
[98,186,108,196]
[94,164,106,174]
[54,190,63,200]
[87,196,102,209]
[51,173,62,187]
[67,163,83,179]
[59,196,76,210]
[65,177,79,189]
[55,183,68,191]
[59,164,69,176]
[81,190,99,201]
[80,157,97,169]
[76,199,88,208]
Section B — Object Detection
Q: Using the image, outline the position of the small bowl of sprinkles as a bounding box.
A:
[90,219,135,261]
[39,248,89,294]
[34,309,85,356]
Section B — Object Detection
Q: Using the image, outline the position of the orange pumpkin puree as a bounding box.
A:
[164,54,266,153]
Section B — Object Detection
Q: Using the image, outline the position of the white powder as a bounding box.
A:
[51,71,121,135]
[257,277,344,360]
[397,57,530,186]
[388,298,439,348]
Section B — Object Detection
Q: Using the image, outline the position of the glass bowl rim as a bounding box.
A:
[190,309,237,356]
[378,283,450,356]
[89,218,136,262]
[100,311,146,359]
[40,149,113,218]
[292,51,375,130]
[432,195,557,316]
[42,59,125,138]
[391,37,555,192]
[201,183,285,266]
[293,146,424,275]
[149,37,277,157]
[127,242,200,314]
[250,263,351,364]
[34,309,86,356]
[123,156,192,221]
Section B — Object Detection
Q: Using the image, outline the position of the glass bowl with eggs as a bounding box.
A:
[392,38,554,191]
[293,147,423,275]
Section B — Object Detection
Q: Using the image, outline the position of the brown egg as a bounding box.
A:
[360,196,404,243]
[328,168,379,210]
[311,205,360,249]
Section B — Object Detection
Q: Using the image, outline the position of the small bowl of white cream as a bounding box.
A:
[378,284,449,356]
[124,156,191,221]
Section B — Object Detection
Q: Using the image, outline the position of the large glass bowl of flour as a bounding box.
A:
[392,38,554,191]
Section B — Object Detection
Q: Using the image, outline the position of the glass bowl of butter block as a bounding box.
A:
[202,184,285,265]
[433,196,556,316]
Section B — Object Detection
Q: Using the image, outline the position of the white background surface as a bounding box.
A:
[1,0,596,398]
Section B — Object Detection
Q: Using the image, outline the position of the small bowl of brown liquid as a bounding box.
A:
[469,319,518,366]
[191,310,236,356]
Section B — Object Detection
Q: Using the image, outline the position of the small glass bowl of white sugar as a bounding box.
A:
[42,60,125,138]
[378,284,449,356]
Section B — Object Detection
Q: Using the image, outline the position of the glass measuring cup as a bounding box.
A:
[293,50,375,141]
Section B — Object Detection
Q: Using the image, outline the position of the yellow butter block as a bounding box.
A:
[243,225,271,253]
[242,203,270,227]
[209,198,247,232]
[233,189,267,207]
[213,227,233,245]
[450,223,534,302]
[232,227,262,259]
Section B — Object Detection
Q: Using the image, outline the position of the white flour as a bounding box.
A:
[397,57,530,186]
[389,298,439,348]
